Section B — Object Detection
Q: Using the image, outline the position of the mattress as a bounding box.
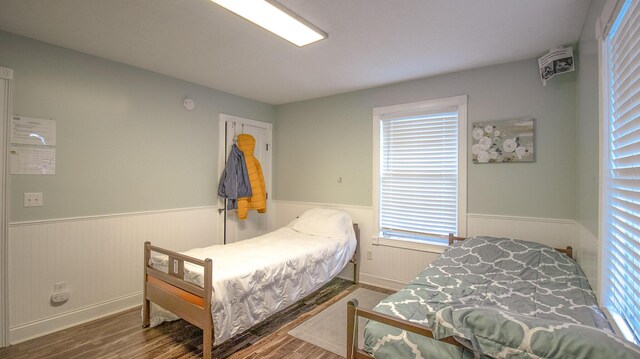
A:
[364,236,640,358]
[149,225,356,345]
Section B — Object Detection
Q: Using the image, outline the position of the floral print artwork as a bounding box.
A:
[472,117,535,163]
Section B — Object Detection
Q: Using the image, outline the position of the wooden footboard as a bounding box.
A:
[346,299,464,359]
[142,242,215,359]
[448,233,574,259]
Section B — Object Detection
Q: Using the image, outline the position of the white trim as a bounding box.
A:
[9,292,142,344]
[219,113,273,131]
[467,213,575,224]
[603,306,638,344]
[217,114,273,245]
[597,0,625,39]
[372,95,468,116]
[0,66,12,347]
[597,7,610,305]
[9,205,216,227]
[457,99,468,236]
[372,107,381,247]
[598,4,613,307]
[218,118,229,243]
[372,94,469,246]
[373,237,446,254]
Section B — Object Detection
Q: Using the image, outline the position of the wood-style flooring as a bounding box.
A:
[0,278,393,359]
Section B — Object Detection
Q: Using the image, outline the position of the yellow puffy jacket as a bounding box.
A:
[236,134,266,219]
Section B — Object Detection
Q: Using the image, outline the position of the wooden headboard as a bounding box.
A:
[448,234,573,259]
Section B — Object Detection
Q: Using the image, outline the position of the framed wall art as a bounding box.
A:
[471,117,535,163]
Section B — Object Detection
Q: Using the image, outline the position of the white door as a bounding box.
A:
[218,114,272,245]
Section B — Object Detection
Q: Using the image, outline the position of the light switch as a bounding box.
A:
[24,192,43,207]
[0,67,12,79]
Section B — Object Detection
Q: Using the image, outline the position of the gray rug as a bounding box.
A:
[288,288,389,357]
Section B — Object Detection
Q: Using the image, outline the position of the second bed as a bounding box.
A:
[143,208,358,359]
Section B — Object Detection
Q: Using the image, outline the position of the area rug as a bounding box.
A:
[288,287,389,357]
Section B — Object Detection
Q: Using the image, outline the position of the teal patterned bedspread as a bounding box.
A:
[363,236,640,358]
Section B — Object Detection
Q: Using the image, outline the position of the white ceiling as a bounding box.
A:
[0,0,590,105]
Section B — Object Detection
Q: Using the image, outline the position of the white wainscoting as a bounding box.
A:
[8,202,583,343]
[8,206,218,344]
[576,222,599,296]
[467,213,577,252]
[273,201,580,292]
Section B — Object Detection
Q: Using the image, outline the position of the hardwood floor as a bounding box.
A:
[0,279,393,358]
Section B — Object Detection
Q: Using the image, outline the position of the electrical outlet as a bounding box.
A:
[51,290,70,304]
[367,251,373,260]
[24,192,43,207]
[54,281,67,293]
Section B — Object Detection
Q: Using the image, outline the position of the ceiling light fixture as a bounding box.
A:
[211,0,327,47]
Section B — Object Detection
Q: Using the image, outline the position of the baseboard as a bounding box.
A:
[9,291,142,344]
[359,273,407,291]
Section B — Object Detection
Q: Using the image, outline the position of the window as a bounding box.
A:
[600,0,640,344]
[373,95,467,252]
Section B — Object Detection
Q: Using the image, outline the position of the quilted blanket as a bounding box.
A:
[363,236,640,358]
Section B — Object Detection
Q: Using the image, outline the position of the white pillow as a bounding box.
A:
[288,208,355,241]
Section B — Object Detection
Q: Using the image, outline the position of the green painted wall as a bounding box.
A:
[275,59,578,219]
[2,28,584,222]
[1,31,275,222]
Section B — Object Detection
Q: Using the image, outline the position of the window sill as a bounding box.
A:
[373,237,448,254]
[602,307,638,344]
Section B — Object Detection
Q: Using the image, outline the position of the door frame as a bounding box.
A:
[0,66,14,347]
[217,113,273,245]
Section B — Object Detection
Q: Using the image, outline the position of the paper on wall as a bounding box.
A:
[11,116,56,146]
[11,146,56,175]
[538,47,575,85]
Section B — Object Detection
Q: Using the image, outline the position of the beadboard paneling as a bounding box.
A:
[576,222,599,295]
[8,206,218,343]
[9,202,582,343]
[274,201,579,291]
[467,213,577,252]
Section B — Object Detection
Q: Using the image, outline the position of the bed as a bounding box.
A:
[142,208,359,359]
[347,235,640,359]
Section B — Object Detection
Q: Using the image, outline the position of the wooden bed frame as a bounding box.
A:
[142,223,360,359]
[346,234,574,359]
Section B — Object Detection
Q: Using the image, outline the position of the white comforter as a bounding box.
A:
[149,226,356,344]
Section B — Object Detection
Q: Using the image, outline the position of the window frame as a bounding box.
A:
[598,0,639,344]
[372,95,467,254]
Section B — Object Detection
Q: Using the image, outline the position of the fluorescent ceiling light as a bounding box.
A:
[211,0,327,47]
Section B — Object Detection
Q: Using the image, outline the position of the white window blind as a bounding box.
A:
[604,0,640,343]
[379,107,459,242]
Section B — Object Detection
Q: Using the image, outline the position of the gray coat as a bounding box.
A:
[217,144,252,210]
